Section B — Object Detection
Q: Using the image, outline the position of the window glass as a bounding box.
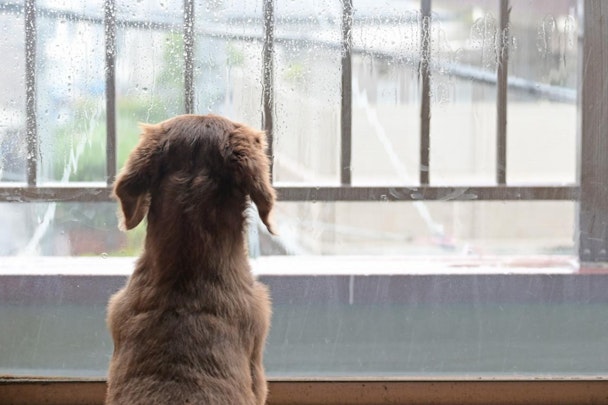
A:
[272,0,342,185]
[0,2,26,182]
[0,202,130,256]
[1,0,603,381]
[429,0,499,185]
[351,1,421,186]
[275,201,574,256]
[0,200,574,257]
[507,0,577,184]
[36,2,106,183]
[193,0,263,124]
[115,3,185,166]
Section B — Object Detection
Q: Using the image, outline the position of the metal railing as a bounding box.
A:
[0,0,605,262]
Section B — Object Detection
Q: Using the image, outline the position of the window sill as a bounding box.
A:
[0,254,582,276]
[1,377,607,405]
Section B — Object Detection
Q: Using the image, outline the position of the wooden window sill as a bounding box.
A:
[1,378,607,405]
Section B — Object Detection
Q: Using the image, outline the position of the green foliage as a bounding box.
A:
[226,43,245,67]
[48,30,190,256]
[284,62,306,83]
[51,97,169,182]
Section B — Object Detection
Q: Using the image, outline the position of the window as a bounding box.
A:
[1,0,607,403]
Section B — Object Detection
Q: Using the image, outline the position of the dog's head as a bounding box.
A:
[112,114,276,234]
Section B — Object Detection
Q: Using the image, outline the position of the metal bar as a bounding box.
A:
[275,186,578,202]
[183,0,195,114]
[104,0,117,185]
[262,0,275,178]
[2,3,180,31]
[0,186,113,203]
[340,0,353,186]
[578,0,608,263]
[0,185,577,203]
[419,0,431,185]
[496,0,510,185]
[25,0,37,187]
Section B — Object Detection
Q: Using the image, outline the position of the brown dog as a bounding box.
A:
[106,114,275,405]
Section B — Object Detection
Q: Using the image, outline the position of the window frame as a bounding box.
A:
[1,0,607,403]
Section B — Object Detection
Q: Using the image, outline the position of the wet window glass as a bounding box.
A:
[1,0,605,379]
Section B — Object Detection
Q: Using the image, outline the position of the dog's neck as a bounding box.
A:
[140,211,251,284]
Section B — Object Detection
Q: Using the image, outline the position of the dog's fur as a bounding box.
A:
[106,114,275,405]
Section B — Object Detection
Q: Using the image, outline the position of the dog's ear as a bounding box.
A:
[226,126,277,235]
[249,166,277,235]
[113,124,161,231]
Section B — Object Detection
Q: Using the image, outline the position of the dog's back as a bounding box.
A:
[106,115,275,405]
[107,270,270,404]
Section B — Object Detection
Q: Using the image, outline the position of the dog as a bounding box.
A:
[106,114,275,405]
